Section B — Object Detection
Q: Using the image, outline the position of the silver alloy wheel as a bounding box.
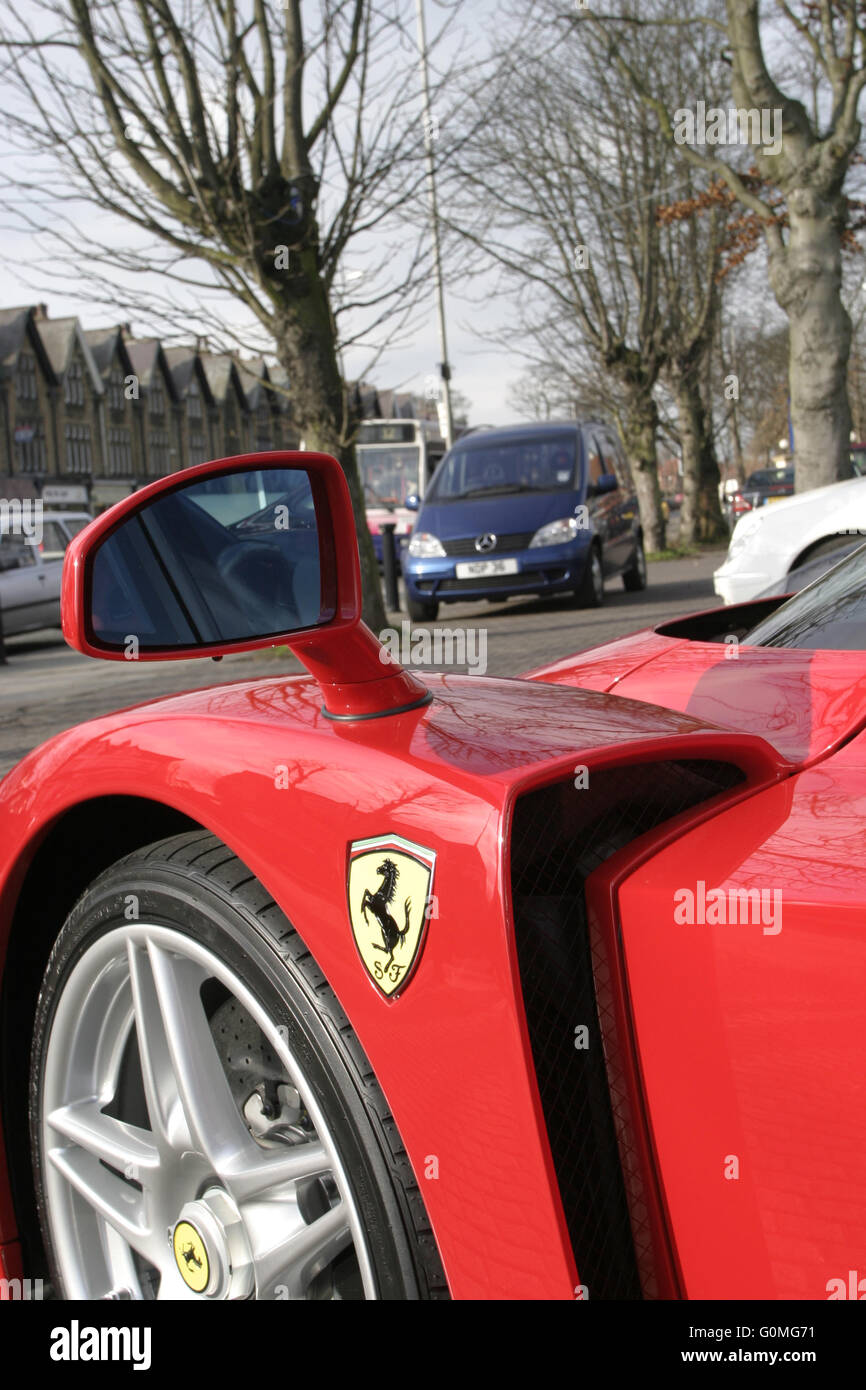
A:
[40,923,376,1300]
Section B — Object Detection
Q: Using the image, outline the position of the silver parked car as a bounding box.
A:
[0,535,64,636]
[0,511,92,636]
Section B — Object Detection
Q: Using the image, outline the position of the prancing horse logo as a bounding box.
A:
[361,858,412,967]
[348,836,436,998]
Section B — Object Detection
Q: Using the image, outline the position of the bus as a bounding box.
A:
[356,419,447,563]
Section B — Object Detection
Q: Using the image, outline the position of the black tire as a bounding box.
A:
[622,537,647,592]
[29,830,448,1301]
[407,595,439,622]
[571,544,604,608]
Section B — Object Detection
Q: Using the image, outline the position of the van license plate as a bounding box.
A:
[455,559,519,579]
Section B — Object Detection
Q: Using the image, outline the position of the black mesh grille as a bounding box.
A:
[442,531,535,556]
[510,759,745,1300]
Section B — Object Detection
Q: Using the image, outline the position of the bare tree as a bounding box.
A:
[0,0,470,628]
[445,10,685,548]
[583,0,866,493]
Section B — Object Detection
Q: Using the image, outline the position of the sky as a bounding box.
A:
[0,0,524,430]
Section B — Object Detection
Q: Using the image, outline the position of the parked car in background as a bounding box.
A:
[0,536,64,636]
[713,472,866,605]
[37,511,93,560]
[726,465,794,525]
[0,511,91,637]
[755,538,864,599]
[403,421,646,622]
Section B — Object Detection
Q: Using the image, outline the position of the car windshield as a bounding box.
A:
[426,432,578,501]
[744,543,866,649]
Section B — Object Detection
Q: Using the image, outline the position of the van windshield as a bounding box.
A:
[427,432,578,502]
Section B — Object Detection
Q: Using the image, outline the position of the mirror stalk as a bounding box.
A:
[290,621,431,720]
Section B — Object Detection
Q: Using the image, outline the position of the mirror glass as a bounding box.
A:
[88,467,326,651]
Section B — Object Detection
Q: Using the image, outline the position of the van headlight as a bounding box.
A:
[407,531,446,558]
[529,517,581,548]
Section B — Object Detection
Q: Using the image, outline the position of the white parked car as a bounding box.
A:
[713,474,866,605]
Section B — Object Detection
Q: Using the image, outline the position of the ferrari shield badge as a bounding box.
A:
[347,835,436,997]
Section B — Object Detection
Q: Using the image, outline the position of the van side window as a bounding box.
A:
[585,434,605,486]
[604,431,631,490]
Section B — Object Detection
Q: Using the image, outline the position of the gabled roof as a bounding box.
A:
[199,352,249,409]
[0,306,57,384]
[84,326,135,381]
[163,347,216,406]
[268,363,291,414]
[236,356,270,410]
[123,337,178,401]
[35,316,104,395]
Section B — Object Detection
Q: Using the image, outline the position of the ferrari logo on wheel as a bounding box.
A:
[173,1220,209,1293]
[347,835,436,998]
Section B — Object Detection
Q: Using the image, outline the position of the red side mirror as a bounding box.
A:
[62,451,428,720]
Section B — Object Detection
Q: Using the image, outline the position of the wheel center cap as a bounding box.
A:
[172,1190,253,1298]
[173,1219,210,1292]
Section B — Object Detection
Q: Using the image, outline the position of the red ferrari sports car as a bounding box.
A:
[0,450,863,1303]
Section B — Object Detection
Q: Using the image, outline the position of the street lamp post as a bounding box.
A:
[415,0,454,449]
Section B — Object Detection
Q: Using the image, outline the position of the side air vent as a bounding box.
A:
[509,759,744,1300]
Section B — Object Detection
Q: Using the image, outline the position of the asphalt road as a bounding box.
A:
[0,548,725,777]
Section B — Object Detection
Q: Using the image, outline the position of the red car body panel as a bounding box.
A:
[3,453,865,1301]
[609,734,866,1298]
[526,627,866,764]
[0,671,787,1299]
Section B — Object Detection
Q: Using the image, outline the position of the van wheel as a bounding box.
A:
[571,546,604,608]
[29,831,447,1301]
[622,539,647,592]
[407,596,439,622]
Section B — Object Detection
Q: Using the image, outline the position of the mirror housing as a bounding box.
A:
[62,451,430,720]
[588,472,618,498]
[405,493,421,512]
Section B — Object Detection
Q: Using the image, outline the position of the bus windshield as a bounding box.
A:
[357,445,422,507]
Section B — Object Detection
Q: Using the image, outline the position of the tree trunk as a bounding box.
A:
[768,191,853,492]
[675,372,727,545]
[620,388,666,551]
[274,251,386,633]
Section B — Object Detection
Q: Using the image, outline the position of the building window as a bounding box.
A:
[64,358,86,407]
[15,352,39,403]
[107,426,133,476]
[188,431,209,466]
[149,428,172,475]
[14,419,47,473]
[65,422,92,474]
[149,375,166,419]
[255,401,272,450]
[187,379,202,422]
[107,364,126,413]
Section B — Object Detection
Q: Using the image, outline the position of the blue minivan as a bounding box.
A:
[402,420,646,621]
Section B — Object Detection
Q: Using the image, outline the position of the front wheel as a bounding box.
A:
[622,538,647,592]
[570,545,604,608]
[407,594,439,622]
[30,831,446,1301]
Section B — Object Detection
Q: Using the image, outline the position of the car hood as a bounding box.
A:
[524,630,866,766]
[417,491,574,541]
